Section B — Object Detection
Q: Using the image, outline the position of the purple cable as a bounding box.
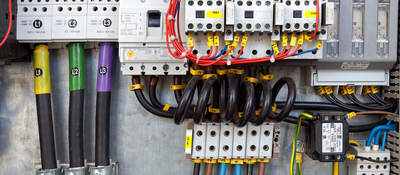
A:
[96,42,114,92]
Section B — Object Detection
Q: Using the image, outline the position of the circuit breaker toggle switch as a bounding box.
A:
[185,0,225,32]
[234,0,274,32]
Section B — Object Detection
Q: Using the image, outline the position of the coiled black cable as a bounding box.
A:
[175,76,202,124]
[223,73,240,122]
[250,80,272,126]
[193,163,201,175]
[194,76,218,123]
[132,76,174,118]
[148,76,176,112]
[172,75,184,103]
[367,93,387,106]
[268,77,296,122]
[219,74,228,121]
[233,80,255,127]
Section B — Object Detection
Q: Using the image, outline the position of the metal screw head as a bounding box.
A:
[141,65,145,70]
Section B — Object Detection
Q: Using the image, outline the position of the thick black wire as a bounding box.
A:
[268,77,296,122]
[246,164,253,175]
[346,94,392,111]
[219,75,228,121]
[373,93,394,106]
[148,78,177,112]
[233,80,255,127]
[174,76,202,124]
[134,89,173,118]
[283,116,389,132]
[193,163,201,175]
[194,77,218,123]
[367,93,387,105]
[223,73,239,122]
[323,94,362,112]
[250,79,272,126]
[355,156,399,163]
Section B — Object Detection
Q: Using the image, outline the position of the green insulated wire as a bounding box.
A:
[68,43,85,91]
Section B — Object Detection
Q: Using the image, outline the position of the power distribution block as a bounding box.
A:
[185,0,225,32]
[348,146,391,175]
[51,0,87,41]
[87,0,119,41]
[119,0,187,75]
[17,0,53,42]
[188,123,275,160]
[305,114,349,162]
[233,0,274,33]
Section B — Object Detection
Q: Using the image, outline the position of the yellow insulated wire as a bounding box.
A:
[333,162,339,175]
[33,44,51,95]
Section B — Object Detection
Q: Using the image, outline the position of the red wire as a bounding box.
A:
[308,0,319,40]
[0,0,12,48]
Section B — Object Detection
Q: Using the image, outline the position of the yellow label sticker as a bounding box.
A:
[207,11,223,18]
[185,135,192,149]
[305,11,317,18]
[127,50,135,59]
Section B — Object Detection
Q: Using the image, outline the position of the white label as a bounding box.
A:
[322,123,343,153]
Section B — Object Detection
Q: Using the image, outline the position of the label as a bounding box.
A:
[185,130,193,155]
[341,62,370,70]
[207,11,223,18]
[305,11,317,18]
[322,123,343,153]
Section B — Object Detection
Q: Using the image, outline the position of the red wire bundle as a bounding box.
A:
[165,0,319,66]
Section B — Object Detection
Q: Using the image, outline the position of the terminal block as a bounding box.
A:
[87,0,119,41]
[185,0,225,32]
[17,0,53,42]
[234,0,274,33]
[188,123,276,160]
[348,146,391,175]
[52,0,88,41]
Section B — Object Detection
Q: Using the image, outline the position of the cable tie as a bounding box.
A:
[162,104,171,112]
[170,35,176,41]
[129,84,144,91]
[270,56,275,63]
[227,60,231,66]
[167,14,175,21]
[196,54,201,64]
[170,84,186,90]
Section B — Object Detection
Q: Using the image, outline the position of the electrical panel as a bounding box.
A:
[233,0,274,33]
[16,0,119,42]
[185,0,225,32]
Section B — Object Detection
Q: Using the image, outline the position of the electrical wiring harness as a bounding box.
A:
[165,0,322,66]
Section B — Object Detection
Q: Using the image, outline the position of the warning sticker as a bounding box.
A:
[322,123,343,153]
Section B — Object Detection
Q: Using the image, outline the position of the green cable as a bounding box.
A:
[291,113,313,175]
[297,163,302,175]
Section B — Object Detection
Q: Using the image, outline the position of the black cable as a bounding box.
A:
[268,77,296,122]
[276,102,348,111]
[233,80,255,127]
[69,90,85,168]
[219,75,228,121]
[346,94,392,111]
[194,77,217,123]
[368,93,387,106]
[173,75,184,103]
[246,164,253,175]
[223,73,239,122]
[355,156,399,163]
[134,89,174,118]
[95,92,111,166]
[193,163,201,175]
[283,116,388,132]
[175,76,202,124]
[373,93,392,106]
[323,94,362,112]
[148,76,176,112]
[250,79,272,126]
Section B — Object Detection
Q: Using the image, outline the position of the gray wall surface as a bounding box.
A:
[0,48,376,175]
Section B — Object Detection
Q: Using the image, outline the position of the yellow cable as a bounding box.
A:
[333,162,339,175]
[349,139,361,147]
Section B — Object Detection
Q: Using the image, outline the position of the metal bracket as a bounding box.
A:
[36,169,60,175]
[89,162,119,175]
[62,166,86,175]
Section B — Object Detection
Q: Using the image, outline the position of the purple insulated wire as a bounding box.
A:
[97,42,114,92]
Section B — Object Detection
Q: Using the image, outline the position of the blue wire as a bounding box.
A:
[395,108,399,114]
[174,0,180,17]
[374,120,392,145]
[234,164,242,175]
[211,46,228,60]
[293,48,318,56]
[381,130,389,151]
[366,124,397,146]
[219,163,227,175]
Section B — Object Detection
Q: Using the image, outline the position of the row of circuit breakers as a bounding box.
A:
[16,0,399,85]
